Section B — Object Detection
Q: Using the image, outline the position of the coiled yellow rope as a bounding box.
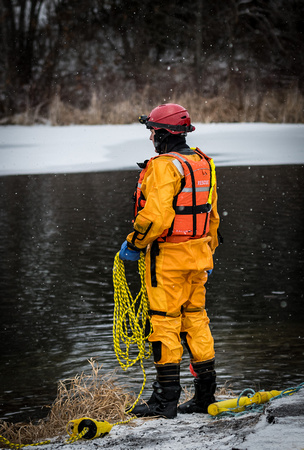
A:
[112,251,152,418]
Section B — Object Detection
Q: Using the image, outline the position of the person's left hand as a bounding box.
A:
[119,241,141,261]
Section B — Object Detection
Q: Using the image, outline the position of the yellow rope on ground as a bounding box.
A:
[0,435,50,449]
[112,251,152,419]
[0,426,89,449]
[65,426,90,443]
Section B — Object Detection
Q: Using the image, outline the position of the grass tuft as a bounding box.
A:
[0,359,135,448]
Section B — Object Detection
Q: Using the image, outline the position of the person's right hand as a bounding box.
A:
[119,241,140,261]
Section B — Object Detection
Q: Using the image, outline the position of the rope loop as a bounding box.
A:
[112,252,152,416]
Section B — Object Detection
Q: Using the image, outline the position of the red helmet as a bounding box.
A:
[139,103,195,134]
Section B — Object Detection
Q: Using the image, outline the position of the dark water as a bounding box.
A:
[0,166,304,423]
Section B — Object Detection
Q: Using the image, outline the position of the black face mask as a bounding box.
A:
[154,130,171,153]
[154,131,188,154]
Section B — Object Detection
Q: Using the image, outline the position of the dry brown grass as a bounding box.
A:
[180,381,236,405]
[44,86,154,126]
[42,86,304,125]
[215,382,236,398]
[0,359,135,448]
[1,84,303,126]
[176,87,304,124]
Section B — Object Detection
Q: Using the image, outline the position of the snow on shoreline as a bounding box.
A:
[0,123,304,176]
[6,387,303,450]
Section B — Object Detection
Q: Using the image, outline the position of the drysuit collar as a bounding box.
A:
[156,133,192,154]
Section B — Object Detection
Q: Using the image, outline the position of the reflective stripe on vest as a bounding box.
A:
[133,148,216,241]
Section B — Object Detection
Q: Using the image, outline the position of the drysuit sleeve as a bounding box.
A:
[207,182,220,254]
[127,157,182,250]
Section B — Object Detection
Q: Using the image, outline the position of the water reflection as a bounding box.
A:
[0,166,303,423]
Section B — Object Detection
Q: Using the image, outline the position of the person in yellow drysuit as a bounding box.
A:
[119,103,220,418]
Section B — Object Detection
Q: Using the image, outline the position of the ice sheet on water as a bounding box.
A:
[1,123,304,176]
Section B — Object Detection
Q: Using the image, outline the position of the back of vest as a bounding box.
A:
[158,149,213,241]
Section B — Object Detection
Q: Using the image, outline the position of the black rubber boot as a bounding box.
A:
[130,363,181,419]
[178,360,216,414]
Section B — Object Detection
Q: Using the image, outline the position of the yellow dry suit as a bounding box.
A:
[127,148,220,365]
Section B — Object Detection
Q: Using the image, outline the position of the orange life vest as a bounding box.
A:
[133,148,215,243]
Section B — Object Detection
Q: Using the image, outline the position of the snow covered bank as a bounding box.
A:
[11,388,303,450]
[0,123,303,176]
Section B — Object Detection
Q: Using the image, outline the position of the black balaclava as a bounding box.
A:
[154,130,191,154]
